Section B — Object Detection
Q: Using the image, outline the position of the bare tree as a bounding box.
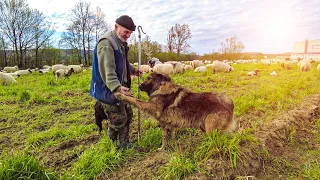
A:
[173,24,191,55]
[60,22,83,64]
[0,0,28,67]
[166,27,175,53]
[219,35,244,59]
[32,10,55,68]
[93,6,109,43]
[70,0,92,65]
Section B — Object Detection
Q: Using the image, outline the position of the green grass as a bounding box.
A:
[160,153,196,180]
[194,129,257,168]
[1,62,320,179]
[0,152,57,180]
[301,161,320,179]
[137,127,162,150]
[64,135,122,180]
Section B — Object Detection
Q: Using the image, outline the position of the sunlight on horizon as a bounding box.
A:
[256,8,297,50]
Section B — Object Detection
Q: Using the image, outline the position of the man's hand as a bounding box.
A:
[134,69,143,77]
[118,86,132,96]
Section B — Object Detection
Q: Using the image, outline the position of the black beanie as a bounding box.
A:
[115,15,136,31]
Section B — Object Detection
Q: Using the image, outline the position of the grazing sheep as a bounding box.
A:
[55,68,74,81]
[4,66,18,73]
[5,72,20,78]
[247,69,260,76]
[270,71,277,76]
[297,59,311,67]
[260,60,271,66]
[184,65,193,71]
[39,68,51,74]
[190,60,204,69]
[147,57,162,68]
[15,69,32,75]
[171,62,184,74]
[194,66,207,72]
[140,65,152,73]
[280,61,293,70]
[205,64,214,68]
[212,61,234,73]
[152,64,174,76]
[52,64,69,73]
[68,64,84,73]
[317,64,320,71]
[43,65,52,69]
[0,72,17,85]
[300,61,311,72]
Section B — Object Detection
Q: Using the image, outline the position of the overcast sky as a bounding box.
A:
[27,0,320,55]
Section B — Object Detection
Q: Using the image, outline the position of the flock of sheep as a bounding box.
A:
[0,64,85,85]
[137,59,234,76]
[134,58,320,78]
[1,58,320,86]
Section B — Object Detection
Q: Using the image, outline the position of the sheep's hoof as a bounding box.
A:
[114,92,123,100]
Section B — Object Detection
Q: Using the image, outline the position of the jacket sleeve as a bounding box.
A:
[129,63,135,75]
[97,39,121,92]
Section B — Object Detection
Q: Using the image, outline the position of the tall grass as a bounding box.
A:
[194,129,256,168]
[137,127,162,150]
[160,153,196,180]
[64,135,122,180]
[0,152,57,180]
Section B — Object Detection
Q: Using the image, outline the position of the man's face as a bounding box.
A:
[115,24,133,42]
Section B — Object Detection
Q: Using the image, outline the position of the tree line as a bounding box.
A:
[0,0,247,70]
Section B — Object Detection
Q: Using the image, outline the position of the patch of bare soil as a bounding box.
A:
[40,134,101,171]
[254,94,320,152]
[97,151,169,180]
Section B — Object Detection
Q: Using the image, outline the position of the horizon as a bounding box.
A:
[26,0,320,55]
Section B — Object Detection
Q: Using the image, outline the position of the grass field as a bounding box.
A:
[0,63,320,179]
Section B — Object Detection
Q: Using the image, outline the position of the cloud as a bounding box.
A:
[26,0,320,55]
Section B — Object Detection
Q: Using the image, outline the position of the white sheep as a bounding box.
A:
[0,72,17,85]
[317,64,320,71]
[5,72,20,78]
[205,64,214,68]
[54,68,74,81]
[140,65,152,73]
[39,68,51,74]
[15,69,32,75]
[190,60,204,69]
[247,69,260,76]
[52,64,69,73]
[184,65,193,71]
[4,66,18,73]
[168,62,184,74]
[68,64,84,73]
[300,61,311,72]
[43,65,52,69]
[270,71,277,76]
[280,61,293,70]
[260,60,271,66]
[194,66,207,72]
[152,64,174,76]
[212,61,234,73]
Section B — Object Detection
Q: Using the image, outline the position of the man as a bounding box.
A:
[90,15,140,148]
